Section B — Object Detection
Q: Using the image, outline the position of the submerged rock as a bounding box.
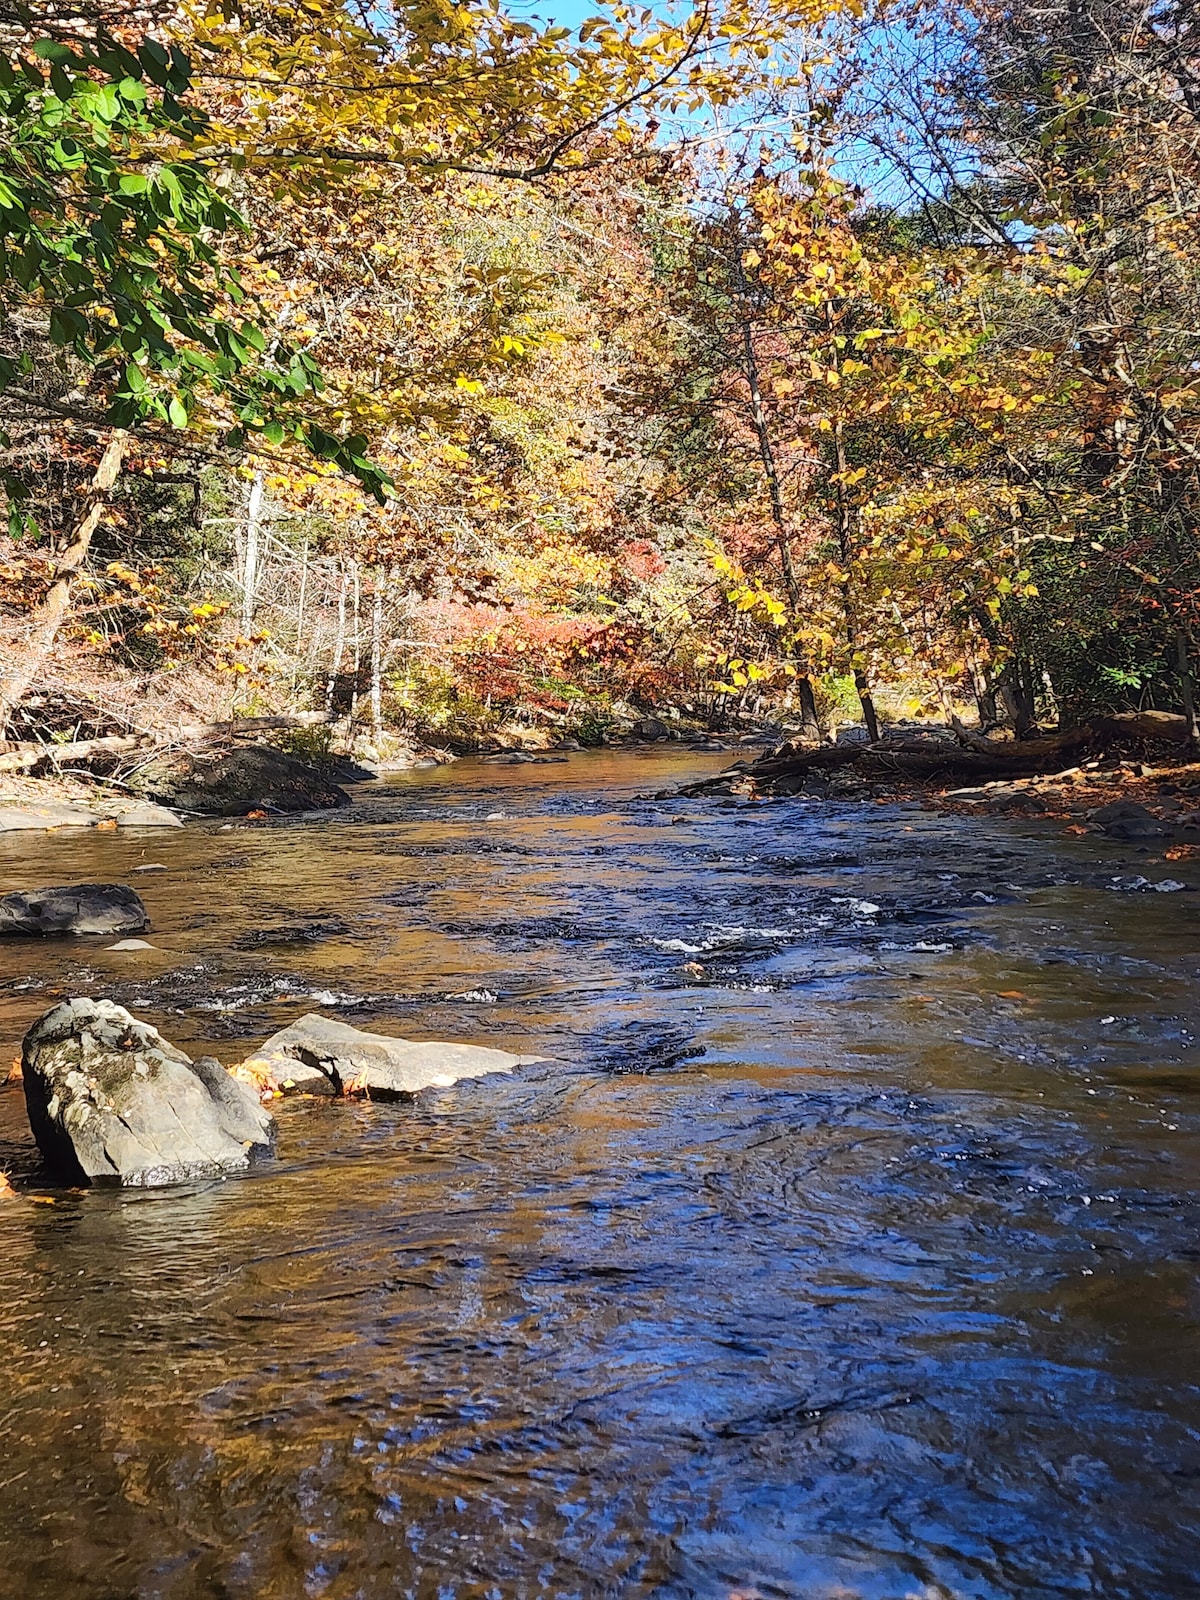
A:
[0,882,148,937]
[130,744,349,816]
[22,999,275,1186]
[241,1012,541,1100]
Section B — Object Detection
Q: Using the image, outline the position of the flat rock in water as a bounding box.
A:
[22,999,275,1186]
[104,801,183,829]
[246,1012,541,1100]
[0,801,100,831]
[0,882,148,937]
[107,938,157,951]
[130,744,349,816]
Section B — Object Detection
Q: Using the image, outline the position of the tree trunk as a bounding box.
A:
[241,472,263,637]
[325,567,349,719]
[829,410,880,742]
[370,580,383,742]
[998,661,1037,737]
[348,560,362,733]
[0,430,126,740]
[797,673,819,735]
[295,537,309,653]
[740,317,821,740]
[1177,625,1199,743]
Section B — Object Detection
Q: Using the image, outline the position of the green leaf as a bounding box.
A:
[137,38,171,87]
[49,63,75,101]
[167,396,188,428]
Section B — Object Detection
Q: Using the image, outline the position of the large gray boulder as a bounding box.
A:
[22,999,275,1186]
[0,883,148,937]
[243,1012,541,1100]
[130,744,349,816]
[1090,799,1171,839]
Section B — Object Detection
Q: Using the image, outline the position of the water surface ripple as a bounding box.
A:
[0,750,1197,1600]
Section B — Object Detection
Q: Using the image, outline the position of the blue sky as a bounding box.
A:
[509,0,619,27]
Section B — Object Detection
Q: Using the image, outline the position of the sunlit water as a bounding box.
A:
[0,750,1198,1600]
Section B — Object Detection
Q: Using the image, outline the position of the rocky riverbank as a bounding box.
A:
[676,713,1200,843]
[0,744,353,828]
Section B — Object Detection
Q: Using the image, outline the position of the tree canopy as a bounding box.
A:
[2,0,1198,749]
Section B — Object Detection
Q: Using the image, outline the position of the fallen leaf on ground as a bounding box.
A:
[998,990,1029,1000]
[230,1057,280,1094]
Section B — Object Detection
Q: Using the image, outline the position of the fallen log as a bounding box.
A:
[0,734,145,772]
[0,713,332,773]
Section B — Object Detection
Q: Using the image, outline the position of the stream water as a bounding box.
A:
[0,750,1198,1600]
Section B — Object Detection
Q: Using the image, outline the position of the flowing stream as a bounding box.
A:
[0,749,1198,1600]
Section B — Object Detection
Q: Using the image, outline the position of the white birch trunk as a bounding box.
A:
[241,473,264,637]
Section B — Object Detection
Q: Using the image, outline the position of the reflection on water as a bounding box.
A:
[0,750,1198,1599]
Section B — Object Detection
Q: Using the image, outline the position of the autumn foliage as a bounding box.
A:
[2,0,1199,746]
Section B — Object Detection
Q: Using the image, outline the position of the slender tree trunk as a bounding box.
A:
[740,317,821,739]
[0,430,126,740]
[1177,626,1199,743]
[348,560,362,733]
[829,413,880,742]
[370,579,383,742]
[292,537,310,700]
[241,472,264,637]
[325,566,349,719]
